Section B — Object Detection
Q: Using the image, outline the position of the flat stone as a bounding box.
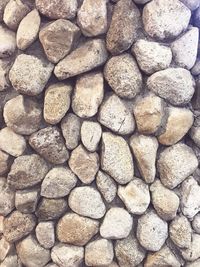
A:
[143,0,191,40]
[41,167,77,198]
[61,113,81,150]
[0,59,11,91]
[69,145,99,184]
[39,19,80,63]
[9,54,54,96]
[54,39,108,80]
[0,150,10,175]
[0,177,14,216]
[3,95,42,135]
[0,127,26,157]
[192,214,200,233]
[150,180,179,221]
[68,186,106,219]
[15,188,40,213]
[44,83,72,124]
[0,236,12,262]
[132,39,172,74]
[8,154,49,190]
[3,211,36,243]
[85,239,114,266]
[36,221,55,249]
[158,143,198,189]
[106,0,141,54]
[17,9,41,50]
[0,25,16,58]
[0,0,9,21]
[180,233,200,261]
[101,132,134,184]
[98,94,135,135]
[51,243,84,267]
[29,126,69,164]
[137,210,168,251]
[104,54,142,99]
[180,0,200,10]
[118,178,150,215]
[77,0,107,37]
[147,68,195,106]
[57,212,99,246]
[81,121,102,152]
[100,207,133,239]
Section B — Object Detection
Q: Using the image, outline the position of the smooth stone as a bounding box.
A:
[15,188,40,214]
[0,177,14,216]
[36,221,55,249]
[81,121,102,152]
[0,150,10,175]
[0,25,16,58]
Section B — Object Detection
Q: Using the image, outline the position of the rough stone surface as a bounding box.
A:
[36,221,55,249]
[180,233,200,261]
[0,25,16,57]
[0,0,9,21]
[0,59,11,91]
[0,177,14,216]
[81,121,102,152]
[15,188,40,213]
[0,236,12,262]
[0,150,10,175]
[192,214,200,233]
[190,126,200,147]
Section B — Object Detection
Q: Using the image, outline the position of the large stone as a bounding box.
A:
[39,19,80,63]
[158,143,198,189]
[147,68,195,106]
[180,233,200,261]
[15,188,40,213]
[81,121,102,152]
[36,221,55,249]
[0,150,10,175]
[57,212,99,246]
[0,25,16,58]
[101,132,134,184]
[104,54,142,99]
[0,177,14,216]
[142,0,191,40]
[54,39,108,80]
[8,154,49,190]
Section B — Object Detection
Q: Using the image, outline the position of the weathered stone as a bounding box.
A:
[0,236,12,262]
[180,0,200,10]
[8,154,49,190]
[44,83,72,124]
[72,71,104,118]
[57,212,99,246]
[0,150,10,175]
[9,54,54,96]
[69,186,106,219]
[101,132,134,184]
[54,39,108,80]
[118,178,150,215]
[3,211,36,242]
[192,214,200,233]
[0,0,9,21]
[39,19,80,63]
[0,59,11,91]
[147,68,195,106]
[0,25,16,58]
[81,121,102,152]
[29,126,69,164]
[36,221,55,249]
[104,54,142,99]
[0,177,14,216]
[15,188,40,213]
[158,143,198,189]
[180,233,200,261]
[100,207,133,239]
[17,9,41,50]
[69,145,99,184]
[143,0,191,40]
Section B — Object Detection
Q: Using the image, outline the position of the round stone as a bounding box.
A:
[81,121,102,152]
[36,221,55,249]
[0,177,15,216]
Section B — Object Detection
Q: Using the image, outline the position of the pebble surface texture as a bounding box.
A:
[1,0,200,266]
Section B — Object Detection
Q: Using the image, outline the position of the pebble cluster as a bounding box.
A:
[1,0,200,266]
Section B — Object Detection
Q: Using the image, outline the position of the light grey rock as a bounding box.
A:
[81,121,102,152]
[0,236,12,262]
[36,221,55,249]
[0,59,11,91]
[191,58,200,75]
[0,177,14,216]
[0,150,10,175]
[0,0,9,21]
[190,126,200,147]
[180,0,200,10]
[0,253,22,267]
[0,25,16,58]
[185,259,200,267]
[192,214,200,233]
[180,233,200,261]
[15,188,40,213]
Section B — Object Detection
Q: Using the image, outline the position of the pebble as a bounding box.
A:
[0,150,10,175]
[36,221,55,249]
[100,207,133,239]
[3,210,36,242]
[36,0,78,19]
[115,234,146,267]
[137,210,168,251]
[0,59,11,91]
[158,107,194,145]
[101,132,134,184]
[8,154,49,190]
[41,167,77,198]
[15,188,40,214]
[158,143,198,189]
[0,236,12,262]
[16,235,51,267]
[0,127,26,157]
[68,186,106,219]
[104,54,142,99]
[29,126,69,164]
[3,95,42,135]
[192,214,200,233]
[69,144,99,184]
[133,39,172,74]
[85,238,114,266]
[72,71,104,118]
[98,94,135,135]
[0,177,15,216]
[54,39,108,80]
[51,243,84,267]
[77,0,108,37]
[61,113,81,150]
[180,233,200,261]
[142,0,191,40]
[180,0,200,10]
[0,25,16,58]
[3,0,30,30]
[81,121,102,152]
[44,83,72,124]
[39,19,80,63]
[150,180,180,221]
[0,0,9,21]
[96,170,117,203]
[147,68,195,106]
[57,212,99,246]
[118,178,150,215]
[17,9,41,50]
[106,0,141,54]
[169,215,192,249]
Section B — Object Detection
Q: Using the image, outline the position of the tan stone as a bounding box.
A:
[0,150,10,175]
[0,25,16,58]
